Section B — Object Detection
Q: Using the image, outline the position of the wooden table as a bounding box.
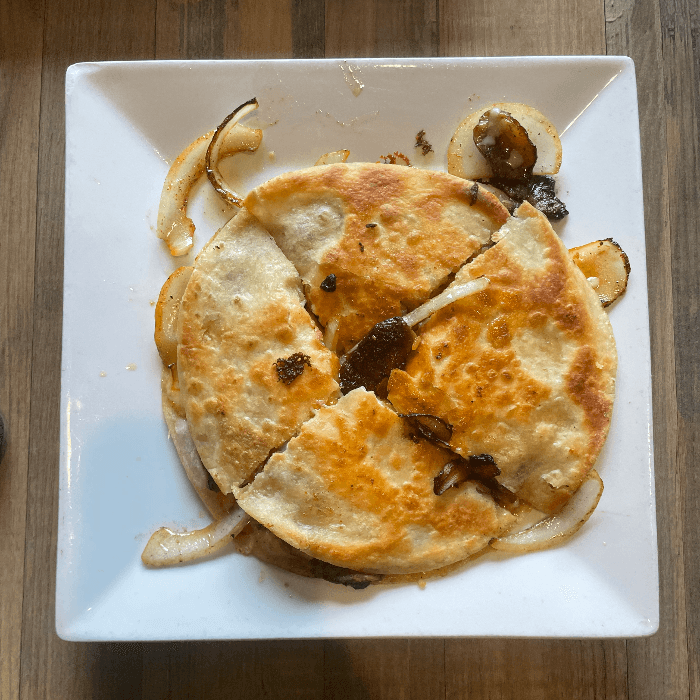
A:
[1,0,697,697]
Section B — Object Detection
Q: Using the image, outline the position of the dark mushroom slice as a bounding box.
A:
[526,175,569,221]
[473,108,538,181]
[481,175,568,222]
[339,317,415,395]
[339,277,490,396]
[434,454,518,513]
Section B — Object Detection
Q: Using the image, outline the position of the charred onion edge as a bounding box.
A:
[141,505,250,567]
[206,97,259,207]
[490,470,603,553]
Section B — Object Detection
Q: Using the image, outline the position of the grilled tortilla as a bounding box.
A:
[177,210,340,494]
[243,163,509,354]
[166,167,616,578]
[388,203,617,514]
[236,387,516,574]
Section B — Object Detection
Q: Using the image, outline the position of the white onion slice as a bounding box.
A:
[491,470,604,553]
[314,149,350,166]
[157,108,262,256]
[569,239,631,308]
[154,266,193,367]
[403,276,489,328]
[142,505,250,567]
[206,98,259,208]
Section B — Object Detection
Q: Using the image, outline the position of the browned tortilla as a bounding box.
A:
[244,163,509,354]
[166,169,616,578]
[236,388,515,574]
[388,203,617,514]
[177,211,340,494]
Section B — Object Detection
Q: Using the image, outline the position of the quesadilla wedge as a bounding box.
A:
[243,163,509,354]
[235,387,516,574]
[388,202,617,514]
[177,210,340,494]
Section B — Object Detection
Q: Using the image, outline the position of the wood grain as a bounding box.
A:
[604,0,692,697]
[0,2,44,698]
[660,0,700,693]
[292,0,325,58]
[325,0,438,57]
[1,0,696,698]
[439,0,606,56]
[17,2,156,698]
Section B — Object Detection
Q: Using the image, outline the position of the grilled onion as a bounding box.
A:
[154,266,192,367]
[402,276,489,327]
[314,149,350,166]
[142,505,250,567]
[491,470,603,552]
[205,98,260,208]
[157,114,262,256]
[569,239,631,307]
[448,102,561,180]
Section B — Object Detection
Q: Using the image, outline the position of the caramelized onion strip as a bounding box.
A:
[141,505,250,567]
[157,123,262,256]
[206,98,260,207]
[154,266,193,367]
[157,116,262,256]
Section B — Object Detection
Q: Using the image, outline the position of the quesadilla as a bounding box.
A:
[154,159,617,578]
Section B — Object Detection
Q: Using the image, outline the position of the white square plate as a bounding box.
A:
[59,57,657,641]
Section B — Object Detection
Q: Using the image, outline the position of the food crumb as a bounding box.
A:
[418,579,427,590]
[320,273,337,292]
[149,300,156,306]
[125,363,137,371]
[99,371,107,377]
[268,151,276,161]
[415,130,433,156]
[274,353,311,384]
